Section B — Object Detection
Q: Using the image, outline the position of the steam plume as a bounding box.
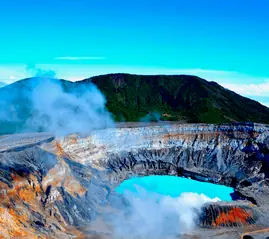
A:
[0,67,114,136]
[27,64,57,78]
[110,186,220,239]
[26,78,114,135]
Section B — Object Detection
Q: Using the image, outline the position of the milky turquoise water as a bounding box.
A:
[116,175,234,201]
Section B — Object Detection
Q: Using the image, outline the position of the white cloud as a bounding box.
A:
[0,65,29,84]
[221,82,269,97]
[9,76,17,80]
[54,56,106,61]
[261,102,269,108]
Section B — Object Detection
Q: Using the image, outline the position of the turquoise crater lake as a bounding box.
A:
[116,175,234,201]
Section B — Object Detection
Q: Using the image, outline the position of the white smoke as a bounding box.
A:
[26,78,114,136]
[112,186,220,239]
[140,112,161,122]
[26,64,57,78]
[0,66,114,135]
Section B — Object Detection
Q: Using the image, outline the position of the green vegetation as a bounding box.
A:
[88,74,269,124]
[1,73,269,134]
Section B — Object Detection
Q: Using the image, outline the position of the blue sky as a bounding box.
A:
[1,0,269,105]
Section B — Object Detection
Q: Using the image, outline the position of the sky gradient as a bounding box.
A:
[1,0,269,105]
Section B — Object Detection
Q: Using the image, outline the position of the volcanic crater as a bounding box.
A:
[1,123,269,238]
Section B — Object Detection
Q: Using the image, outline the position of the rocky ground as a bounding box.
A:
[1,123,269,238]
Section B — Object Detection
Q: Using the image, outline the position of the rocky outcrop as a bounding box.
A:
[200,202,261,227]
[1,123,269,238]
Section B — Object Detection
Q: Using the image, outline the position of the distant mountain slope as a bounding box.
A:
[0,74,269,134]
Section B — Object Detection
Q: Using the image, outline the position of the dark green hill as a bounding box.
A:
[0,73,269,134]
[87,74,269,123]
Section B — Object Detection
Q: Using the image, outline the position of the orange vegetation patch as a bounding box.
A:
[0,174,48,238]
[17,187,39,208]
[54,140,76,160]
[0,207,45,239]
[8,174,43,211]
[0,170,86,238]
[55,141,65,157]
[213,207,252,226]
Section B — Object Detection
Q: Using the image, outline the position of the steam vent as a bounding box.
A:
[1,123,269,238]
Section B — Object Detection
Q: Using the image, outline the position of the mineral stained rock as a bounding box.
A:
[1,123,269,238]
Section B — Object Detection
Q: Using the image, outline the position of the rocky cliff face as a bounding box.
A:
[1,123,269,238]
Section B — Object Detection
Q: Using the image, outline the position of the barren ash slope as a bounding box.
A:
[1,75,269,238]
